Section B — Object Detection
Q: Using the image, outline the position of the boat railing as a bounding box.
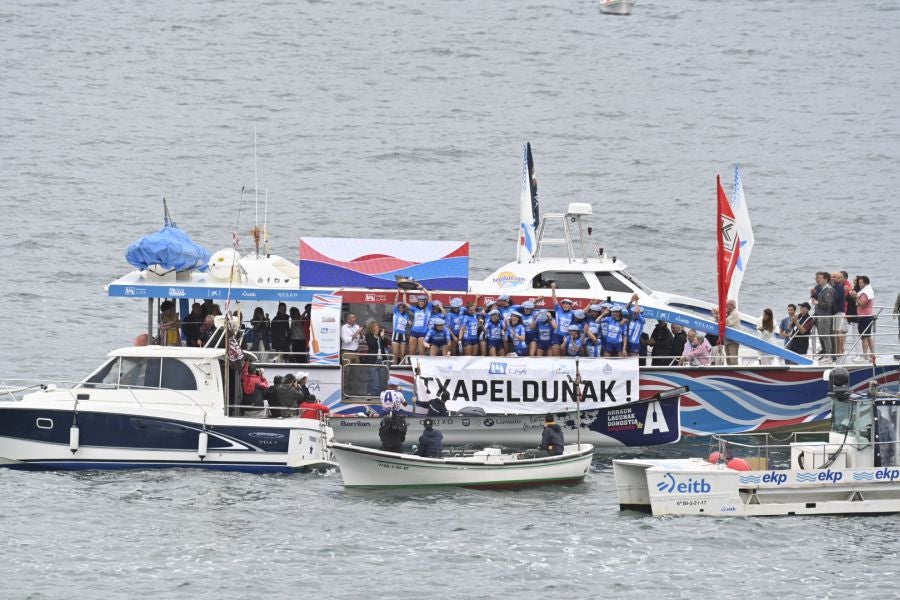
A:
[709,431,900,470]
[0,378,212,418]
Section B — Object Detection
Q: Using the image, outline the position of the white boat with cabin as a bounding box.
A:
[331,442,594,489]
[0,345,334,473]
[614,368,900,516]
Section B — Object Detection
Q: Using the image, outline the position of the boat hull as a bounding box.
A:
[0,407,334,473]
[600,0,634,15]
[331,399,680,448]
[614,458,900,517]
[332,442,594,489]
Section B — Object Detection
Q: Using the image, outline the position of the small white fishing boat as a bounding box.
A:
[614,368,900,516]
[0,345,335,473]
[331,442,594,489]
[599,0,635,16]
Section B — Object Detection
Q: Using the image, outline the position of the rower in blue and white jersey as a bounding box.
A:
[407,285,434,356]
[600,306,626,357]
[518,300,538,355]
[391,290,412,363]
[550,282,574,356]
[562,324,587,357]
[496,294,515,322]
[424,318,452,356]
[506,312,528,356]
[585,304,604,357]
[445,297,467,355]
[530,311,557,357]
[484,309,505,356]
[459,308,481,356]
[624,294,645,356]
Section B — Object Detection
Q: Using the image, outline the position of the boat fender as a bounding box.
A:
[708,451,722,464]
[797,451,805,470]
[69,424,80,454]
[726,457,750,471]
[198,431,208,460]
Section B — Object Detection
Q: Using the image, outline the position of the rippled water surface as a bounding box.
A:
[2,0,900,597]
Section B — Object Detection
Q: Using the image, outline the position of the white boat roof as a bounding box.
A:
[107,346,226,360]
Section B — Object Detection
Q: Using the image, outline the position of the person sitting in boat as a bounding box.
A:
[550,283,575,357]
[407,284,434,356]
[415,390,450,416]
[423,318,453,356]
[541,414,565,456]
[562,324,586,357]
[241,361,269,417]
[379,412,407,453]
[380,378,408,413]
[506,312,528,356]
[391,291,412,364]
[529,311,556,357]
[416,418,443,458]
[484,309,506,356]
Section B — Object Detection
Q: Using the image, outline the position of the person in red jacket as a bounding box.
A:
[298,400,330,420]
[241,361,269,416]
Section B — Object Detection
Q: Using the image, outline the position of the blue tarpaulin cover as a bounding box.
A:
[126,225,211,272]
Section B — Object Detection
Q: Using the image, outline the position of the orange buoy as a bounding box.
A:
[727,457,751,471]
[708,451,722,464]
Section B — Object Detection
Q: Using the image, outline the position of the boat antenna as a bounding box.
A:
[263,188,270,257]
[253,127,259,257]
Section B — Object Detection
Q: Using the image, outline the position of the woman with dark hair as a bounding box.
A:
[757,308,775,365]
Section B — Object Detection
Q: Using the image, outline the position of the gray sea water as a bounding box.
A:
[2,0,900,597]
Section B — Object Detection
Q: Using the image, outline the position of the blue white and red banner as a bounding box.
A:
[300,238,469,291]
[309,293,342,365]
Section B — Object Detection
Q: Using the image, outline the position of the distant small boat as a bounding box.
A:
[331,442,594,489]
[600,0,635,15]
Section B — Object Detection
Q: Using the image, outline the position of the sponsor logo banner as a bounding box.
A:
[411,356,639,415]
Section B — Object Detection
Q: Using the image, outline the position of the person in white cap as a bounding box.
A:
[380,378,408,413]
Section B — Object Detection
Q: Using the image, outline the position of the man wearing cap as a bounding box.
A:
[550,282,575,356]
[786,302,815,363]
[381,378,408,413]
[523,414,566,458]
[416,418,444,458]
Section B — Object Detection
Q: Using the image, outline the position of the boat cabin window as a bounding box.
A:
[83,359,120,387]
[595,272,634,293]
[533,271,590,290]
[832,398,853,434]
[109,357,198,390]
[875,402,900,467]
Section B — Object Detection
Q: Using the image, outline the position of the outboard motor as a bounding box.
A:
[828,367,850,400]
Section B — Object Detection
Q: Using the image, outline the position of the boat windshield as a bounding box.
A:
[832,398,853,434]
[81,357,198,390]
